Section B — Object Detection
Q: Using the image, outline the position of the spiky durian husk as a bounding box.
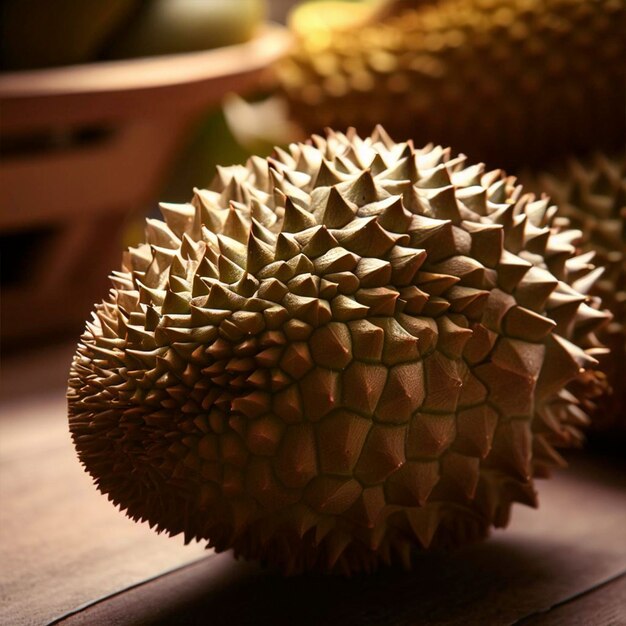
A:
[279,0,626,169]
[521,154,626,430]
[68,128,609,574]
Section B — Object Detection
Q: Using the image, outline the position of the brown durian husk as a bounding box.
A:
[278,0,626,170]
[68,128,610,574]
[520,153,626,433]
[370,0,441,21]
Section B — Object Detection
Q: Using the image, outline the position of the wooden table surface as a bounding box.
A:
[1,343,625,626]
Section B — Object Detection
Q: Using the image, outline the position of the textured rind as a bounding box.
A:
[68,128,610,574]
[372,0,442,21]
[521,153,626,431]
[278,0,626,169]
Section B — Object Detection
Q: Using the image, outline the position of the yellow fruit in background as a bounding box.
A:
[288,1,377,38]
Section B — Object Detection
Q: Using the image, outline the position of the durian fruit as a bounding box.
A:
[372,0,441,21]
[68,128,610,574]
[278,0,626,169]
[521,154,626,431]
[286,0,427,38]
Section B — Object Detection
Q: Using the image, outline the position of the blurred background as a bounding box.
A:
[1,0,295,349]
[2,0,623,354]
[2,0,412,350]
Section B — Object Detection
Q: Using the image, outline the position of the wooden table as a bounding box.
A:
[1,343,625,625]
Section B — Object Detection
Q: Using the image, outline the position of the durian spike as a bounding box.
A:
[521,152,626,432]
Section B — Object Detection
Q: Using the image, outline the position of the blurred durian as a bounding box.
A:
[279,0,626,169]
[521,153,626,431]
[69,128,609,574]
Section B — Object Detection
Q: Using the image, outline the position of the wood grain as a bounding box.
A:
[54,456,626,626]
[521,574,626,626]
[0,344,208,626]
[1,344,625,625]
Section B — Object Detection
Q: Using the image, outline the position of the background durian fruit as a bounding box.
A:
[372,0,442,21]
[278,0,626,169]
[286,0,436,38]
[521,154,626,432]
[68,128,610,574]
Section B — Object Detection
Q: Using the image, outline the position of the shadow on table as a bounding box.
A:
[154,542,561,626]
[57,453,626,626]
[59,533,614,626]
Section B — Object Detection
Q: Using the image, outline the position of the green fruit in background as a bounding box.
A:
[279,0,625,170]
[105,0,266,59]
[68,127,609,574]
[0,0,139,70]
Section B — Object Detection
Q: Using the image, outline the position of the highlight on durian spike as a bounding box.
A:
[520,153,626,432]
[68,127,611,575]
[278,0,626,170]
